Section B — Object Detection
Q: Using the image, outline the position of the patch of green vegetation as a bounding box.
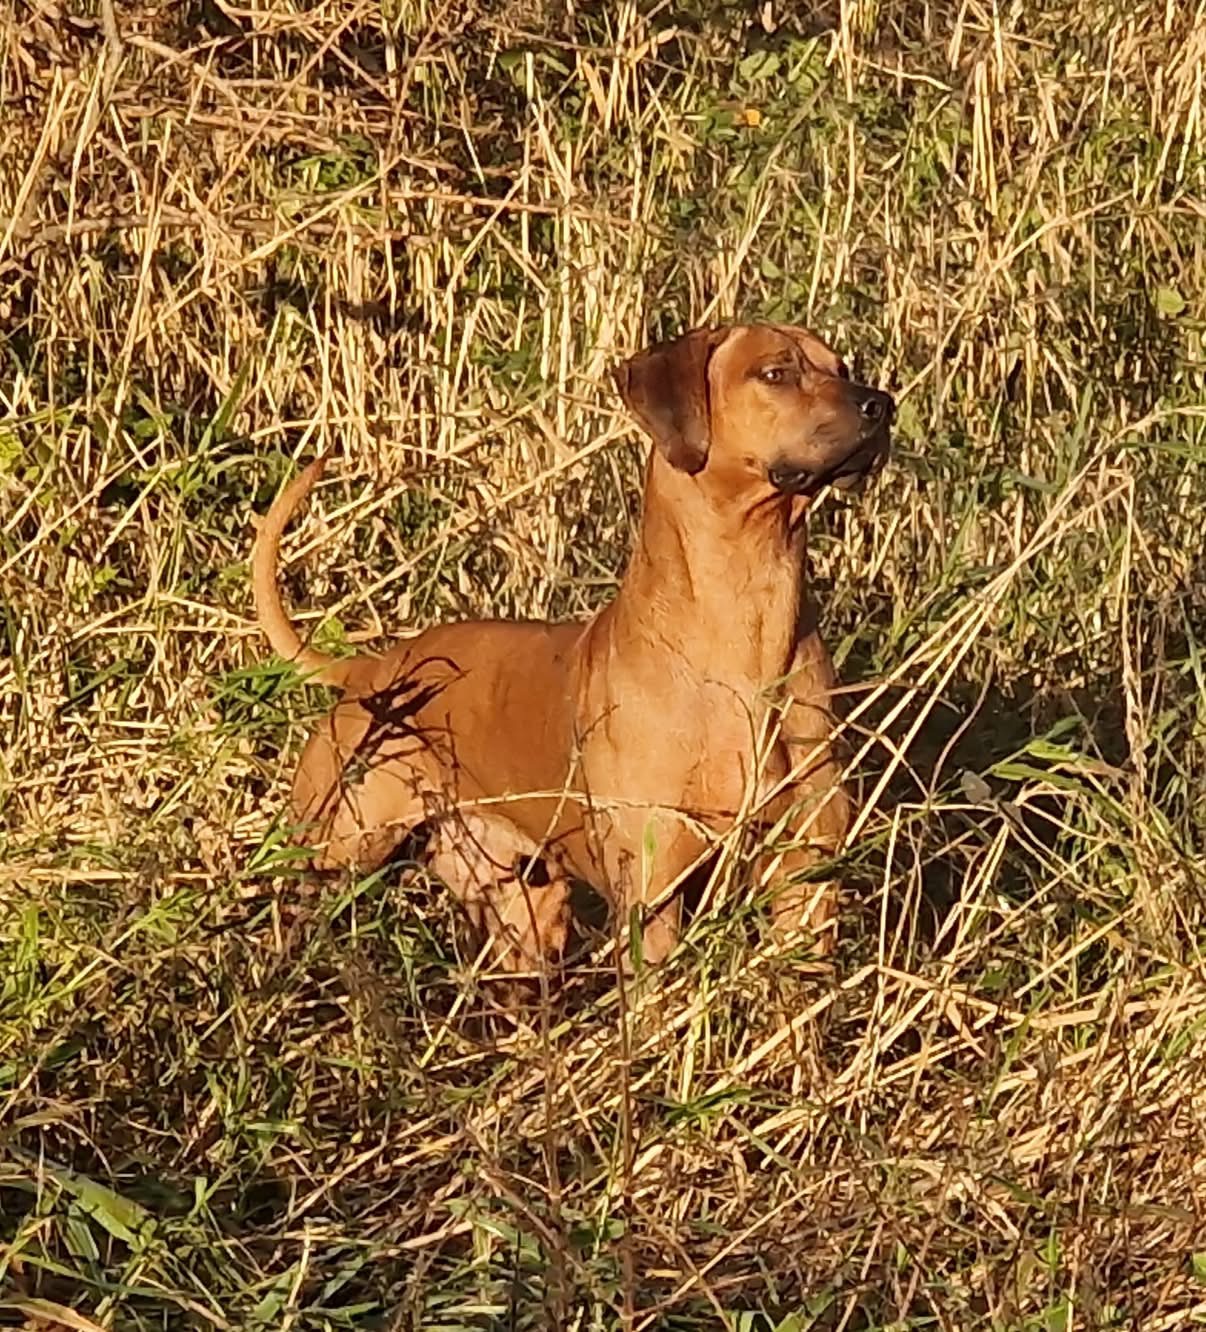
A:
[286,134,379,193]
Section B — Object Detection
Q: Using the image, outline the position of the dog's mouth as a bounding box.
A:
[768,437,889,499]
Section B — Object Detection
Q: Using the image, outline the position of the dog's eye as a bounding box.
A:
[759,364,793,386]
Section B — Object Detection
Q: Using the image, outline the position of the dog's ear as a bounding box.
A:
[613,328,723,474]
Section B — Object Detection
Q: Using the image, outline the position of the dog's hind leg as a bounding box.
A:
[289,695,446,872]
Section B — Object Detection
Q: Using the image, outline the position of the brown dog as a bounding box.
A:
[253,324,892,973]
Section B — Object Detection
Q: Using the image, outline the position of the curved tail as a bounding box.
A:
[252,456,350,688]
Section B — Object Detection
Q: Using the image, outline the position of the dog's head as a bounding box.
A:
[614,323,893,500]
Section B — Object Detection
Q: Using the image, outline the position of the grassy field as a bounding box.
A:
[2,0,1206,1328]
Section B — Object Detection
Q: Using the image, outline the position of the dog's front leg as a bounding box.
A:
[759,789,848,956]
[758,640,853,956]
[594,809,704,969]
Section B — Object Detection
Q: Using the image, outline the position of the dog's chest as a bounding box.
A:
[585,662,789,808]
[685,679,793,805]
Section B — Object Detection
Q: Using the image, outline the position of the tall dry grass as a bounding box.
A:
[2,1,1206,1328]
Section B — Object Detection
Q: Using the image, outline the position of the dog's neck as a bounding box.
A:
[607,451,808,683]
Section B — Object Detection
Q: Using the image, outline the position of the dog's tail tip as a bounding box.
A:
[302,452,329,485]
[252,454,343,688]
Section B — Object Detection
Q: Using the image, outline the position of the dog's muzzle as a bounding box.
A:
[769,384,894,498]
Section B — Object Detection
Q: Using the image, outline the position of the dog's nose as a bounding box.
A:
[854,386,894,428]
